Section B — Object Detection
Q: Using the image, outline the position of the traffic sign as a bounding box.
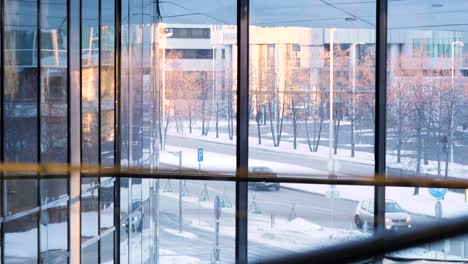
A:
[197,147,204,162]
[429,188,447,200]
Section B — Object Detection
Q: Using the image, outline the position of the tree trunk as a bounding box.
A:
[292,96,297,150]
[304,101,313,152]
[350,117,355,157]
[414,110,422,195]
[268,99,277,147]
[215,103,219,138]
[314,118,323,152]
[276,97,286,147]
[334,118,340,155]
[189,107,192,134]
[397,123,402,163]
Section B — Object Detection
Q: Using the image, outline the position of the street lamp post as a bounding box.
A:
[351,42,365,158]
[450,40,464,164]
[328,28,337,234]
[159,24,173,151]
[329,28,336,178]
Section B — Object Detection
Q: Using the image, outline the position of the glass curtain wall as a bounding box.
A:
[0,0,467,263]
[247,0,376,261]
[3,0,69,262]
[81,0,117,262]
[385,0,468,260]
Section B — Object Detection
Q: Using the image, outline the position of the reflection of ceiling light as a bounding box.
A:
[345,17,357,22]
[432,3,443,7]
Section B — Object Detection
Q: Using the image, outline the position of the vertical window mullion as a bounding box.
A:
[37,0,42,261]
[236,0,249,262]
[374,0,388,237]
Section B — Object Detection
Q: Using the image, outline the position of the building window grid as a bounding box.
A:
[0,0,448,262]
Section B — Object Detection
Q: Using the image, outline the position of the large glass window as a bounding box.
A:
[386,0,468,261]
[82,0,100,165]
[249,0,376,178]
[386,0,467,180]
[149,0,237,174]
[159,180,235,262]
[248,183,373,262]
[4,0,38,162]
[41,0,68,163]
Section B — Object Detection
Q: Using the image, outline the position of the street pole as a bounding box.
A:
[154,179,160,264]
[159,25,172,151]
[328,28,336,234]
[351,42,364,157]
[329,28,336,178]
[178,151,183,233]
[450,41,464,164]
[161,39,166,151]
[214,196,221,262]
[179,179,183,233]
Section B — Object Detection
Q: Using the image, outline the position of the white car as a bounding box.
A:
[355,199,412,231]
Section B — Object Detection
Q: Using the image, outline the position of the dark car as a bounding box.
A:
[248,167,280,191]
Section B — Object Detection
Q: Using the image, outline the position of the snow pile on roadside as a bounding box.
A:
[161,227,199,240]
[248,215,368,252]
[282,184,468,218]
[160,249,201,264]
[388,247,467,262]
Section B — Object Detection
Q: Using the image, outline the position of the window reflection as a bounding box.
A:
[5,213,39,263]
[40,203,68,263]
[4,0,39,162]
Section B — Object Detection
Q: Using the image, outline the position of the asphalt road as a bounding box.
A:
[154,180,442,263]
[166,134,374,176]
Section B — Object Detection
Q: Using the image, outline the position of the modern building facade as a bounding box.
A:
[0,0,468,263]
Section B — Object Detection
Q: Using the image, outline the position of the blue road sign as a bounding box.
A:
[197,147,204,162]
[429,188,447,200]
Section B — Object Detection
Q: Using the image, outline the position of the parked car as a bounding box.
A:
[355,199,412,231]
[248,167,280,191]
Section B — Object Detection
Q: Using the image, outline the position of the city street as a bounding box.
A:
[156,180,440,263]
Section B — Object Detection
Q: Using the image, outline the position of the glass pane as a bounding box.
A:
[40,0,68,163]
[386,2,468,259]
[141,0,237,173]
[101,232,114,264]
[248,183,373,262]
[120,216,129,264]
[249,0,376,177]
[4,0,38,162]
[386,0,467,179]
[40,202,68,263]
[159,180,235,263]
[130,178,142,263]
[81,241,98,264]
[142,179,152,263]
[81,189,99,242]
[101,0,115,166]
[101,179,115,231]
[5,213,39,263]
[5,179,38,215]
[386,187,468,261]
[82,0,99,165]
[41,178,67,204]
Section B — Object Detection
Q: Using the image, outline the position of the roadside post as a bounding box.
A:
[429,186,448,254]
[197,147,203,172]
[429,187,447,219]
[179,179,183,233]
[214,196,221,262]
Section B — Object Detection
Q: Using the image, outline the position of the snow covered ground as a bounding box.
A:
[165,123,468,178]
[282,183,468,218]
